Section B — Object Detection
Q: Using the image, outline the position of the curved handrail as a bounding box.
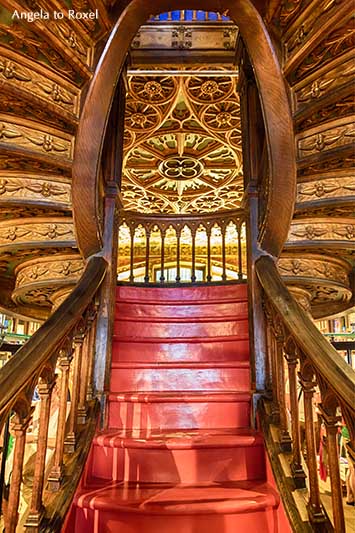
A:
[255,254,355,413]
[0,255,107,419]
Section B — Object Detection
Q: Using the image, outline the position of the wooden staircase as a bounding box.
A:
[64,284,290,532]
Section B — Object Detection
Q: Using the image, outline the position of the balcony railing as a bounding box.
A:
[117,210,246,285]
[148,11,231,23]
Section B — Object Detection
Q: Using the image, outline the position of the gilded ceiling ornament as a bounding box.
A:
[185,75,233,103]
[129,76,178,104]
[202,101,240,131]
[125,101,161,132]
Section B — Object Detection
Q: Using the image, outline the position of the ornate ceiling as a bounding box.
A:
[122,70,243,214]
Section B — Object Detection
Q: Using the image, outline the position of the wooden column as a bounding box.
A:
[77,317,94,424]
[144,229,150,283]
[25,379,55,530]
[65,331,84,453]
[176,229,181,283]
[191,229,196,283]
[85,311,97,402]
[285,344,306,488]
[48,348,72,490]
[206,228,212,282]
[160,230,166,283]
[300,373,326,526]
[237,224,243,280]
[221,225,227,281]
[6,409,33,533]
[320,407,345,533]
[275,331,292,451]
[129,227,134,283]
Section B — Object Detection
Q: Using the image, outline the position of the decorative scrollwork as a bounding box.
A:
[129,76,178,104]
[202,100,240,131]
[185,75,233,104]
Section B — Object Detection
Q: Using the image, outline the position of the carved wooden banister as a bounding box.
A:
[256,254,355,532]
[0,255,107,532]
[118,209,246,284]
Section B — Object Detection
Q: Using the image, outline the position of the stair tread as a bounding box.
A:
[110,361,250,369]
[94,428,263,449]
[108,390,252,402]
[75,480,279,515]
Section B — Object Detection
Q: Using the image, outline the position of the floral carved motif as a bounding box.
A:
[278,256,350,285]
[15,257,84,289]
[297,120,355,158]
[288,220,355,242]
[293,18,355,81]
[0,176,71,204]
[0,219,75,247]
[297,177,355,202]
[0,119,74,158]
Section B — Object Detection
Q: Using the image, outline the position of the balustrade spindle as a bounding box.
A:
[191,230,196,283]
[85,313,97,402]
[270,332,280,423]
[285,345,306,488]
[320,407,345,533]
[77,329,90,425]
[180,10,185,21]
[160,230,166,283]
[144,230,150,283]
[6,409,33,533]
[276,335,292,451]
[65,332,84,453]
[222,227,227,281]
[129,228,134,283]
[300,373,326,525]
[192,10,197,21]
[176,230,181,283]
[25,379,55,530]
[48,348,73,490]
[206,228,212,282]
[237,225,243,279]
[167,12,172,21]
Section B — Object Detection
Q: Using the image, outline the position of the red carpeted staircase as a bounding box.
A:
[64,284,289,532]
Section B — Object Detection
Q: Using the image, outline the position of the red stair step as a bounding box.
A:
[107,391,251,430]
[71,480,279,533]
[116,284,248,303]
[110,361,250,393]
[114,318,249,339]
[87,429,265,484]
[112,338,249,363]
[116,300,248,320]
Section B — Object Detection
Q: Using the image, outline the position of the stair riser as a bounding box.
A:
[112,339,249,363]
[114,319,249,339]
[110,367,250,392]
[108,400,251,430]
[89,445,265,484]
[74,507,277,533]
[116,301,248,319]
[117,284,248,303]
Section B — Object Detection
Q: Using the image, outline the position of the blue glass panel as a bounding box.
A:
[185,10,193,20]
[208,12,218,20]
[196,10,205,20]
[171,10,180,20]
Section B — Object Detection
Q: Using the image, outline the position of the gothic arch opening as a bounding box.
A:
[72,0,296,260]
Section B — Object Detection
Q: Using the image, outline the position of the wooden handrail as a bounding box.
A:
[256,254,355,532]
[0,255,107,532]
[255,255,355,413]
[0,255,107,422]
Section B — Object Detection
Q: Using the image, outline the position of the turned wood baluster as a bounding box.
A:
[268,320,280,423]
[275,324,292,451]
[65,329,85,453]
[284,341,306,488]
[160,230,166,283]
[25,378,55,530]
[176,228,181,283]
[191,229,196,282]
[48,347,73,490]
[77,322,92,425]
[6,408,33,533]
[129,226,134,283]
[237,224,243,280]
[319,406,345,533]
[221,225,227,281]
[299,371,326,525]
[144,229,150,283]
[85,311,98,402]
[206,227,212,282]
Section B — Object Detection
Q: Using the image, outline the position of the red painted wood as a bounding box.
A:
[65,284,287,532]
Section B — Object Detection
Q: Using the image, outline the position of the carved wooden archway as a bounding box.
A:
[73,0,296,259]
